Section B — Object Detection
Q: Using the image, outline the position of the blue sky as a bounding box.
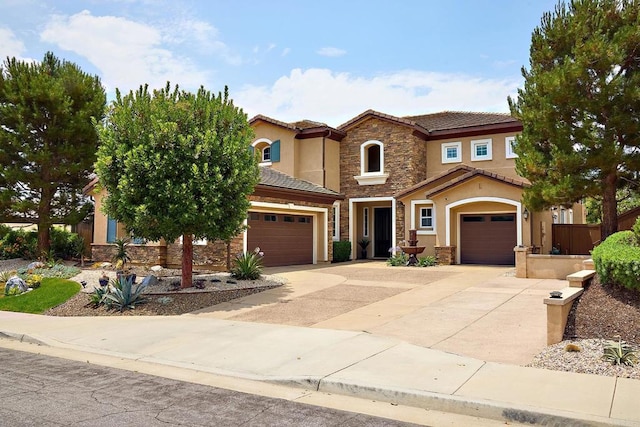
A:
[1,0,559,127]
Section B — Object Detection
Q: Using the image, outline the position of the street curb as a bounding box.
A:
[2,330,636,427]
[315,379,636,427]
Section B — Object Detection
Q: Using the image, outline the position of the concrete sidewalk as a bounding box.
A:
[0,310,638,426]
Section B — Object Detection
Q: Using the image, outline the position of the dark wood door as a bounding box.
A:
[374,208,392,258]
[460,214,516,265]
[247,212,313,267]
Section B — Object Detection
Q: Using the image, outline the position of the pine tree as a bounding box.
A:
[0,52,106,254]
[509,0,640,239]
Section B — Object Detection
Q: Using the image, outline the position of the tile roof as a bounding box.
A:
[250,115,334,131]
[290,119,329,129]
[259,166,341,197]
[395,165,528,199]
[404,111,519,132]
[337,109,423,132]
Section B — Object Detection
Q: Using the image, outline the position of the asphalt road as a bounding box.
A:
[0,347,420,426]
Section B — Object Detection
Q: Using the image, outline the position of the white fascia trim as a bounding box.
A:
[349,197,396,259]
[445,196,522,247]
[249,201,329,263]
[410,199,436,235]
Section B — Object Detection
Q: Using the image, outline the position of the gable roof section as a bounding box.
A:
[249,114,346,141]
[395,165,528,199]
[337,109,521,141]
[337,109,430,140]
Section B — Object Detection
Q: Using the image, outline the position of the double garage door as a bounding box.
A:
[460,214,516,265]
[247,212,313,267]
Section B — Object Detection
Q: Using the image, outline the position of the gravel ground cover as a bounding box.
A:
[0,259,285,317]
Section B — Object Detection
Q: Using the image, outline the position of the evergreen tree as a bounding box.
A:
[509,0,640,239]
[95,83,259,288]
[0,52,106,254]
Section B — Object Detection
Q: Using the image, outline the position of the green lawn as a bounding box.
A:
[0,278,81,314]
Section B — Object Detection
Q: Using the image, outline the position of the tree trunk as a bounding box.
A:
[181,234,193,288]
[601,172,618,240]
[37,186,53,256]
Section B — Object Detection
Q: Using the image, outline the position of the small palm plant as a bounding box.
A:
[602,338,638,366]
[112,237,132,269]
[231,248,264,280]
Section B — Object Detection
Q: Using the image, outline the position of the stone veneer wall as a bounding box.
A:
[165,236,244,271]
[91,244,167,266]
[435,246,456,265]
[339,117,427,243]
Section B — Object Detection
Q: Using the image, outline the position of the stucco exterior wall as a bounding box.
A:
[426,132,521,179]
[251,122,297,177]
[296,137,324,188]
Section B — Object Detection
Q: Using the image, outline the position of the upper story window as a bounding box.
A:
[441,141,462,164]
[251,138,280,165]
[471,138,492,161]
[262,146,271,162]
[505,136,518,159]
[354,140,389,185]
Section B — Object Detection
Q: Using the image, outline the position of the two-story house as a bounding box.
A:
[86,109,583,268]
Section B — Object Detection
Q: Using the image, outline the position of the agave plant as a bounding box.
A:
[602,338,638,366]
[102,275,149,311]
[230,249,264,280]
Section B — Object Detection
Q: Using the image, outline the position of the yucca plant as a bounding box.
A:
[231,249,264,280]
[602,338,638,366]
[102,276,148,311]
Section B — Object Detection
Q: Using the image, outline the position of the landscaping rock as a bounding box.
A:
[141,275,159,287]
[5,276,28,295]
[150,265,163,272]
[26,261,45,270]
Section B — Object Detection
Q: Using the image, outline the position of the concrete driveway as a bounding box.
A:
[191,261,566,365]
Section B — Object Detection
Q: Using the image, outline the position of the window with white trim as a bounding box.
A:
[471,138,492,161]
[178,236,208,245]
[420,207,433,230]
[262,146,271,162]
[360,140,384,175]
[441,141,462,164]
[505,136,518,159]
[363,207,369,237]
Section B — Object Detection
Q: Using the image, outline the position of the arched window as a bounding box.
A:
[251,138,280,164]
[354,140,389,185]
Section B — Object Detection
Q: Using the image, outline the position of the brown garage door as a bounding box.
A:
[247,212,313,267]
[460,214,516,265]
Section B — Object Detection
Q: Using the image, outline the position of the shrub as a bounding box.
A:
[0,229,37,260]
[417,255,437,267]
[102,276,148,311]
[231,251,264,280]
[50,228,85,260]
[0,224,11,239]
[591,231,640,291]
[332,240,351,262]
[387,252,408,266]
[602,338,638,366]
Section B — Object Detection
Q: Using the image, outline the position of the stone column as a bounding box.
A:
[435,246,456,265]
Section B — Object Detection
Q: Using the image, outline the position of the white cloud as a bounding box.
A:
[0,27,31,62]
[236,68,520,127]
[281,47,291,57]
[40,10,211,94]
[317,47,346,57]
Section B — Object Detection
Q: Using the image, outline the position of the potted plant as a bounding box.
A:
[358,238,370,259]
[98,271,109,287]
[112,238,136,283]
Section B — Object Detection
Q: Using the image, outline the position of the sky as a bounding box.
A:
[0,0,560,127]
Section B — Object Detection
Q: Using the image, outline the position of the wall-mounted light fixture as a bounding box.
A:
[523,208,529,220]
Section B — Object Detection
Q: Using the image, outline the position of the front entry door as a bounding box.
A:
[374,207,392,257]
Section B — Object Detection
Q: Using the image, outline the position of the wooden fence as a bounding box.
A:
[551,224,601,255]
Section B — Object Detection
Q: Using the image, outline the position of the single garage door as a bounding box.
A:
[460,214,516,265]
[247,212,313,267]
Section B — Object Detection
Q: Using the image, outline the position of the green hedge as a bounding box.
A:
[0,228,83,260]
[332,240,351,262]
[592,230,640,291]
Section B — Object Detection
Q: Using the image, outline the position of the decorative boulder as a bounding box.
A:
[141,275,159,287]
[26,261,45,270]
[150,265,163,272]
[5,276,28,295]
